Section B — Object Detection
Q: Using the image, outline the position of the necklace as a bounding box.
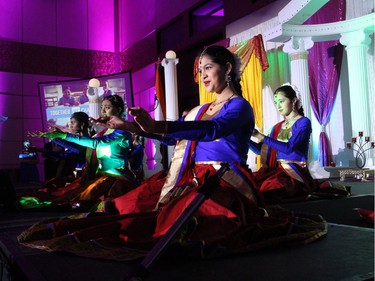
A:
[284,114,299,128]
[210,93,235,111]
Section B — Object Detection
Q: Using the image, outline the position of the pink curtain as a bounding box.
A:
[306,0,346,166]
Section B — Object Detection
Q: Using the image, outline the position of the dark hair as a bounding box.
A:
[133,135,145,147]
[71,111,90,134]
[274,85,305,116]
[200,45,243,97]
[103,94,125,116]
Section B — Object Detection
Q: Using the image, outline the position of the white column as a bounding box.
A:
[340,29,372,138]
[87,78,104,133]
[152,94,164,173]
[283,36,314,120]
[88,87,102,118]
[162,52,179,122]
[162,51,179,164]
[340,29,373,167]
[283,37,315,164]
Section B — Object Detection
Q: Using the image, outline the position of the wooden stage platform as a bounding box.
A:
[0,179,374,281]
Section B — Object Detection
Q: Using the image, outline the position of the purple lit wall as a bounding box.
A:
[0,0,116,182]
[0,0,286,183]
[118,0,201,51]
[0,0,204,182]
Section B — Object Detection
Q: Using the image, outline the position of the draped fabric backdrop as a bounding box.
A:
[262,46,291,133]
[306,0,346,166]
[248,46,290,170]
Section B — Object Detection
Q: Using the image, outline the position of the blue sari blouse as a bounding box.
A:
[141,97,254,165]
[249,117,311,163]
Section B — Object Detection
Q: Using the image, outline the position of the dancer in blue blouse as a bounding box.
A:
[18,46,327,262]
[249,84,317,203]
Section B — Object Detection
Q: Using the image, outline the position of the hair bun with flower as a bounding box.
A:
[281,82,302,109]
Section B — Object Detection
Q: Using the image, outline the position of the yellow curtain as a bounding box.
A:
[240,54,263,131]
[241,55,264,170]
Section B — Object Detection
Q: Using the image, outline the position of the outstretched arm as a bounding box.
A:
[28,126,132,150]
[28,127,66,139]
[89,115,141,133]
[90,107,169,135]
[89,114,177,146]
[91,99,253,143]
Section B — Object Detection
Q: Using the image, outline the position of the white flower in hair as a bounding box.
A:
[281,82,302,109]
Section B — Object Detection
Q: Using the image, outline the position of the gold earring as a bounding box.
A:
[226,75,231,87]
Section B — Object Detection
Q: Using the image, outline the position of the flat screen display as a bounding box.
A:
[38,72,133,131]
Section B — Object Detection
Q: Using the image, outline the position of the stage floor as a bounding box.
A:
[1,180,374,281]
